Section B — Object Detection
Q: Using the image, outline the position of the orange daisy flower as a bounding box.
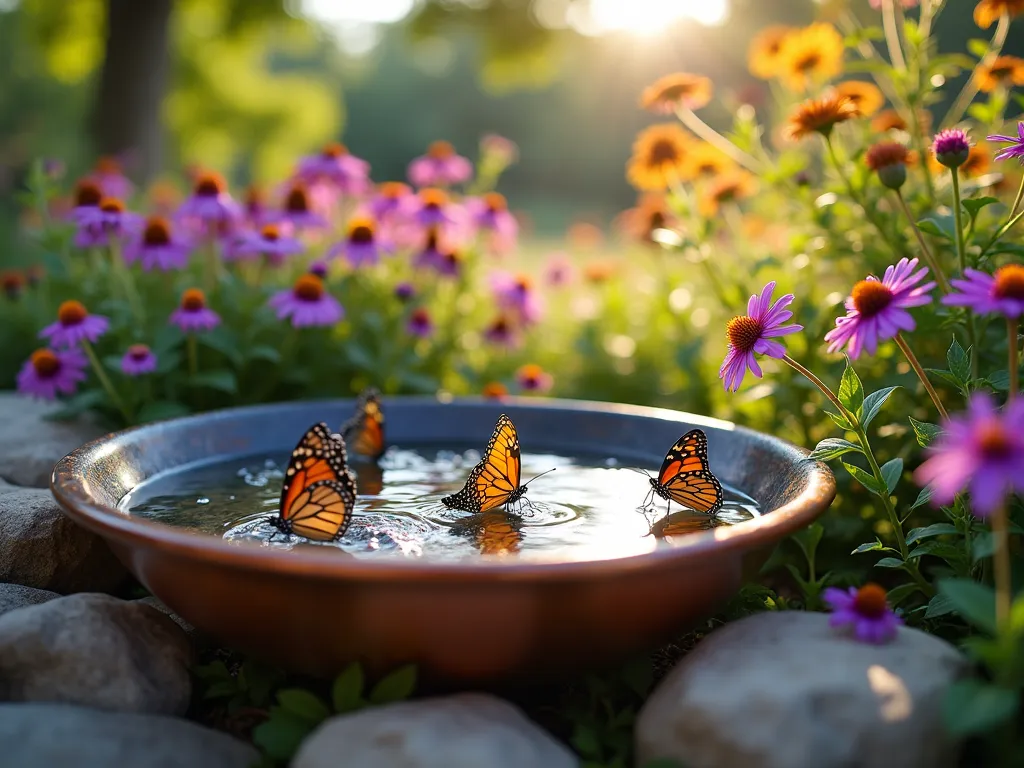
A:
[974,0,1024,29]
[834,81,885,117]
[618,193,674,243]
[699,171,758,217]
[975,55,1024,92]
[784,94,859,141]
[686,142,736,179]
[748,25,794,80]
[777,23,845,92]
[640,73,713,113]
[626,124,693,191]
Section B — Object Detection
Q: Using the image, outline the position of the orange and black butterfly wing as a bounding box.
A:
[657,429,724,515]
[341,388,386,461]
[279,423,358,534]
[442,414,521,513]
[283,479,356,542]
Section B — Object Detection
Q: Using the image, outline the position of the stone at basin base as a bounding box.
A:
[0,583,59,616]
[293,693,579,768]
[0,480,127,593]
[635,611,968,768]
[0,703,259,768]
[0,593,192,715]
[0,393,106,488]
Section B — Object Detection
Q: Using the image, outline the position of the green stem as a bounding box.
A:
[187,334,198,378]
[82,340,131,424]
[894,333,949,419]
[1009,174,1024,220]
[950,169,967,273]
[882,0,907,71]
[941,13,1010,128]
[1009,318,1019,402]
[109,242,144,326]
[673,106,765,173]
[894,190,950,293]
[203,239,219,296]
[992,503,1011,631]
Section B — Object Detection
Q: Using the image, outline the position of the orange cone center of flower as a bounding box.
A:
[348,218,375,243]
[75,181,103,207]
[421,188,448,209]
[853,583,889,618]
[515,275,533,292]
[293,274,324,302]
[726,315,763,352]
[57,300,88,326]
[31,349,60,377]
[411,308,430,324]
[380,182,408,199]
[143,217,172,246]
[95,156,122,175]
[649,211,666,230]
[852,280,893,318]
[322,142,347,158]
[490,317,510,334]
[285,186,310,213]
[194,173,225,197]
[428,141,455,159]
[990,65,1013,79]
[443,252,460,268]
[649,139,681,165]
[994,264,1024,300]
[128,344,151,361]
[977,421,1013,459]
[260,224,280,242]
[2,271,24,293]
[181,288,207,311]
[796,53,822,73]
[483,382,507,398]
[99,197,124,214]
[519,364,543,382]
[484,192,507,213]
[245,186,264,208]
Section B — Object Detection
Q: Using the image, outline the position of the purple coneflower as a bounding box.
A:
[74,197,143,248]
[68,180,104,225]
[413,228,446,271]
[402,188,461,230]
[123,216,191,271]
[484,315,520,348]
[823,584,902,644]
[294,143,371,194]
[272,183,328,231]
[467,192,518,253]
[328,217,391,267]
[269,274,344,328]
[243,185,269,228]
[824,258,935,359]
[308,260,329,279]
[545,253,575,287]
[436,250,463,278]
[394,282,415,302]
[988,121,1024,163]
[517,363,553,393]
[370,182,413,221]
[492,271,544,325]
[87,156,134,199]
[944,265,1024,318]
[170,288,221,333]
[407,141,473,188]
[226,224,303,266]
[40,300,110,349]
[406,307,434,338]
[719,281,802,392]
[177,172,241,233]
[121,344,157,376]
[480,134,518,169]
[17,347,88,401]
[915,393,1024,516]
[932,129,971,169]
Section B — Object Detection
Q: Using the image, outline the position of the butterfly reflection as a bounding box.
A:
[645,509,718,539]
[450,511,523,556]
[341,388,386,462]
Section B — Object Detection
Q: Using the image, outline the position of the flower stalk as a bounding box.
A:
[991,503,1011,629]
[81,340,131,423]
[894,190,950,293]
[894,333,949,419]
[1009,318,1019,402]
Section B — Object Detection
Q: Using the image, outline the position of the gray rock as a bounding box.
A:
[136,596,208,646]
[0,479,126,593]
[293,693,579,768]
[636,611,969,768]
[0,392,105,488]
[0,582,59,616]
[0,593,193,715]
[0,703,259,768]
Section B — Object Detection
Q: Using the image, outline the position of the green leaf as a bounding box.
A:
[917,215,957,241]
[252,713,313,761]
[880,458,903,495]
[987,370,1010,392]
[908,417,942,447]
[925,592,955,619]
[199,327,243,366]
[887,582,921,607]
[842,461,886,496]
[276,689,330,724]
[189,370,238,394]
[202,680,239,700]
[791,523,824,564]
[103,355,123,373]
[808,438,862,462]
[44,389,107,421]
[368,665,417,706]
[962,196,1000,221]
[972,531,995,562]
[947,338,971,387]
[861,386,899,428]
[925,368,964,390]
[906,523,958,545]
[967,38,991,59]
[331,663,365,714]
[874,557,905,568]
[838,363,864,419]
[852,540,883,554]
[193,660,231,681]
[908,541,965,565]
[155,350,182,375]
[944,680,1019,736]
[241,661,284,708]
[937,578,997,634]
[620,656,654,699]
[137,401,191,424]
[247,345,282,364]
[909,486,934,511]
[825,410,853,431]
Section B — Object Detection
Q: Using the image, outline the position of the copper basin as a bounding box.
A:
[51,397,835,683]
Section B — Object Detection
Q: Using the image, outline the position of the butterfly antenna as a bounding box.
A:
[528,467,557,484]
[626,466,653,478]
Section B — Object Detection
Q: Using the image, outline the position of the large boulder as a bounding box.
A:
[0,392,105,488]
[0,582,59,617]
[0,593,192,715]
[293,693,579,768]
[0,479,126,593]
[636,611,969,768]
[0,703,259,768]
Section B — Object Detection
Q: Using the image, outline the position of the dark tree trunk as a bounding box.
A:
[91,0,173,182]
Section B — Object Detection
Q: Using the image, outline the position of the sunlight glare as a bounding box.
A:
[589,0,728,34]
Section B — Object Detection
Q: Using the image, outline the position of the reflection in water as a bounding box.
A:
[647,509,719,539]
[451,511,523,556]
[352,462,384,497]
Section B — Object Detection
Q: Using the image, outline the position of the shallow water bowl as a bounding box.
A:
[51,397,835,684]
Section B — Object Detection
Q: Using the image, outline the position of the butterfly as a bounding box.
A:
[643,429,724,516]
[340,388,386,462]
[270,422,358,542]
[441,414,554,514]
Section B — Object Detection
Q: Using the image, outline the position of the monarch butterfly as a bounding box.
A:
[271,422,357,542]
[645,429,723,516]
[341,388,386,461]
[441,414,554,514]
